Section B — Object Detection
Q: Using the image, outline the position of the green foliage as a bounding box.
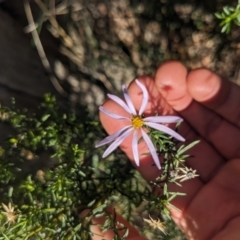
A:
[0,95,196,239]
[146,127,199,217]
[215,1,240,33]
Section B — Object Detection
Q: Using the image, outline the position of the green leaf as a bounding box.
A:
[2,233,10,240]
[41,114,51,122]
[215,12,224,19]
[235,13,240,24]
[223,6,230,15]
[87,199,96,207]
[122,228,129,238]
[177,140,200,156]
[221,23,230,33]
[8,187,13,198]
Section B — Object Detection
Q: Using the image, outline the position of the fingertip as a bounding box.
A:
[154,61,192,111]
[155,61,187,90]
[187,68,222,103]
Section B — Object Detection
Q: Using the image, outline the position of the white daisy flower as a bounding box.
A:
[95,79,185,169]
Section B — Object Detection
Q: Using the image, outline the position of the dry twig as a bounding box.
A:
[24,0,67,96]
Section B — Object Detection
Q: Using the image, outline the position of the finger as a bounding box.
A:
[155,62,240,159]
[154,61,192,111]
[187,69,240,159]
[154,61,225,176]
[179,101,240,159]
[188,68,240,128]
[176,121,224,182]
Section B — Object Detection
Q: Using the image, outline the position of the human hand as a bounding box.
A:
[92,61,240,240]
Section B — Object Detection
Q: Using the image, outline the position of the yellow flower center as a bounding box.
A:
[131,116,144,129]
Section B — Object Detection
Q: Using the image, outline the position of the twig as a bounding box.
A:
[34,0,74,48]
[24,0,67,97]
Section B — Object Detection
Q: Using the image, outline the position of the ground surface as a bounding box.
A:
[1,0,240,113]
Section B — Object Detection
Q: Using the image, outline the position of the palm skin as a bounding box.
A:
[92,61,240,240]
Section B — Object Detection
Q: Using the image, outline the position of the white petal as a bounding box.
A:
[95,125,132,148]
[102,128,134,158]
[141,129,161,169]
[135,79,149,116]
[132,130,139,166]
[107,94,131,114]
[145,122,185,142]
[122,84,137,115]
[144,116,183,123]
[100,106,130,120]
